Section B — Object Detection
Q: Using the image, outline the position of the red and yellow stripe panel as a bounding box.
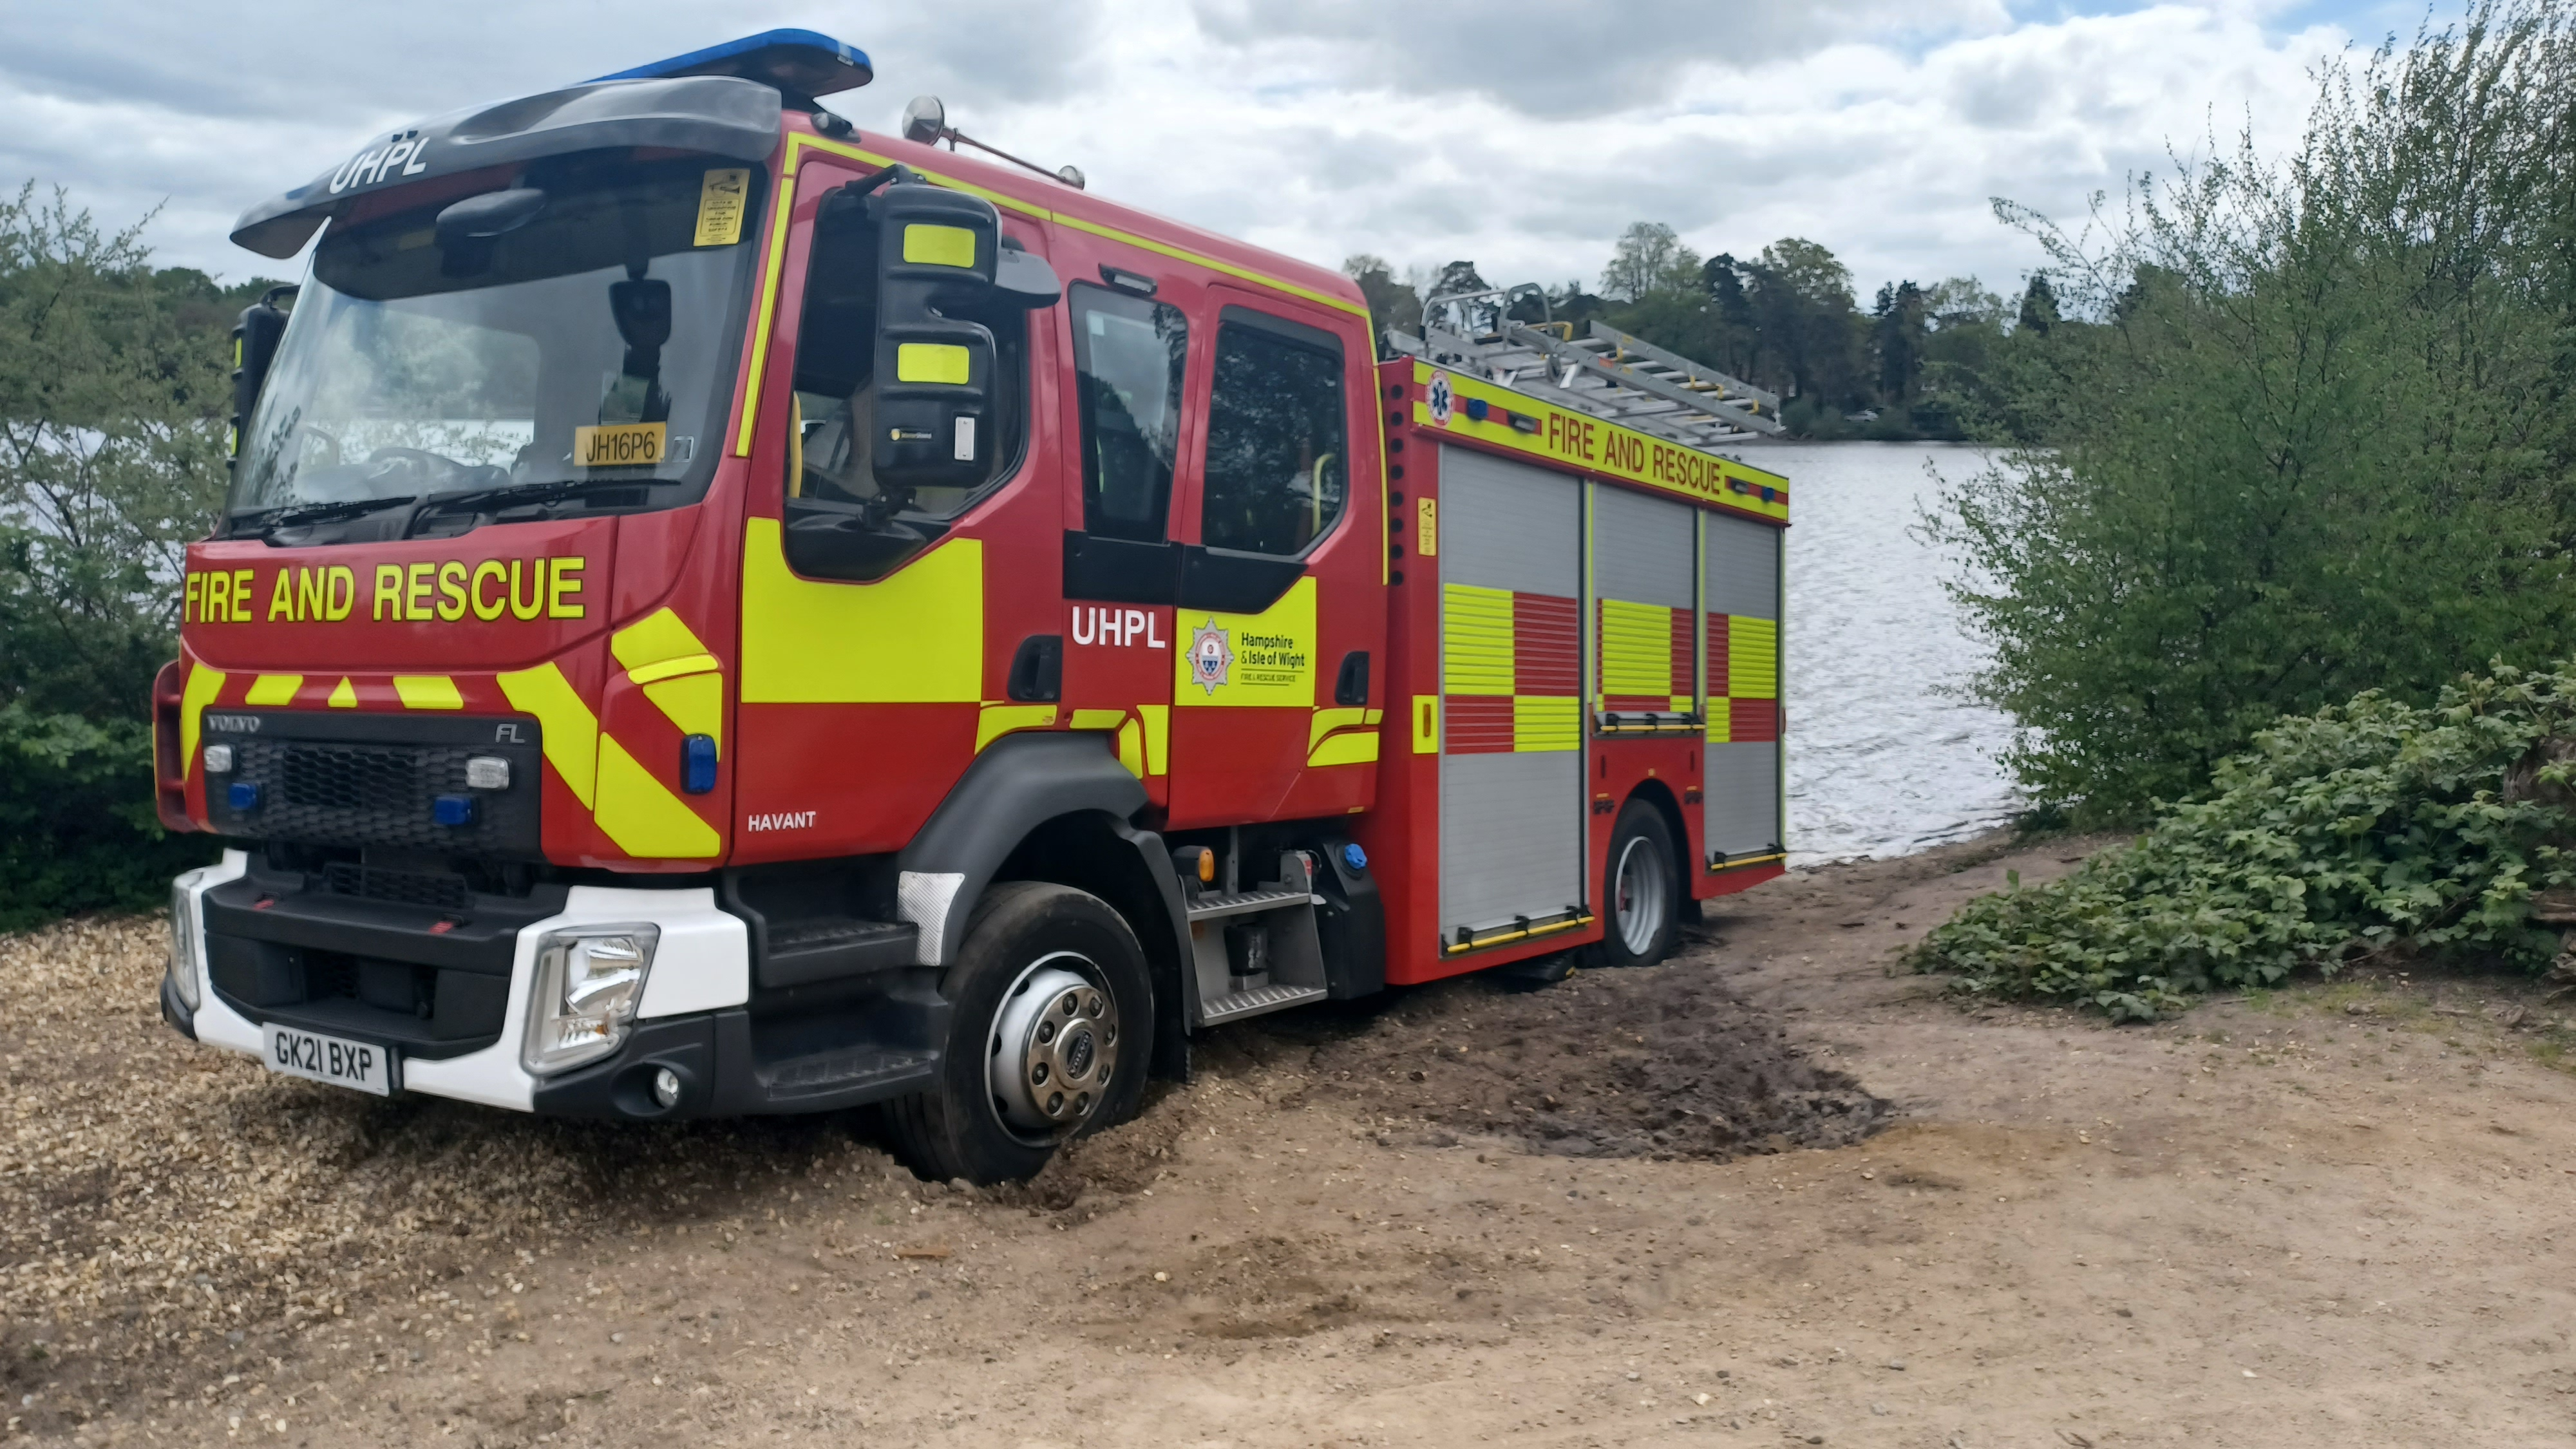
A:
[1596,599,1694,714]
[1707,613,1779,743]
[1443,583,1579,754]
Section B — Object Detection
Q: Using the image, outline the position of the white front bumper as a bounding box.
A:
[176,851,750,1111]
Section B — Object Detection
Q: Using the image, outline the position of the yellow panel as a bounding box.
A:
[975,703,1056,753]
[593,735,721,859]
[326,677,356,708]
[1512,695,1580,753]
[1116,719,1145,777]
[393,675,463,710]
[1728,616,1779,699]
[1308,706,1370,751]
[1137,704,1170,775]
[896,343,971,385]
[1309,730,1380,768]
[629,653,720,686]
[1598,599,1674,696]
[1411,694,1439,753]
[739,519,983,703]
[496,663,600,809]
[179,664,227,777]
[1173,576,1316,709]
[245,674,301,706]
[611,607,711,671]
[1068,708,1127,730]
[1439,582,1514,696]
[1705,699,1732,744]
[1416,497,1438,556]
[642,671,724,749]
[902,223,978,269]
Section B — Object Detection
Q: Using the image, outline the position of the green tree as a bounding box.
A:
[0,184,240,923]
[1933,0,2576,820]
[1340,253,1421,351]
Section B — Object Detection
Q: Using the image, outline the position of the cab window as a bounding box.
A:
[1069,283,1188,542]
[1200,306,1346,556]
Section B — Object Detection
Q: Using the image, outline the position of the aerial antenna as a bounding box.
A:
[900,97,1084,190]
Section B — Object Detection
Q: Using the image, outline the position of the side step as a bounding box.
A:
[757,915,919,989]
[1199,981,1327,1025]
[1187,853,1332,1028]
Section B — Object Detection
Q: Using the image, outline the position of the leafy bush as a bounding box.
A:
[0,706,215,932]
[1913,664,2576,1020]
[1933,2,2576,820]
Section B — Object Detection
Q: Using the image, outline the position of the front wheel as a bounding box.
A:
[1596,800,1680,969]
[884,882,1153,1184]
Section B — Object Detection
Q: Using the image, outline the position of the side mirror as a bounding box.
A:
[228,284,297,469]
[868,179,1000,490]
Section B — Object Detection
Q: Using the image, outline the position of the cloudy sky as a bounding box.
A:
[1,0,2456,299]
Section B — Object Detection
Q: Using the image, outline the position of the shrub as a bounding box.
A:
[1913,663,2576,1020]
[1933,3,2576,820]
[0,706,216,931]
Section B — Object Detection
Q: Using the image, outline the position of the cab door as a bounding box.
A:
[1163,290,1385,828]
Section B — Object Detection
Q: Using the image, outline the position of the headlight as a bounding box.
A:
[521,925,660,1075]
[166,871,204,1011]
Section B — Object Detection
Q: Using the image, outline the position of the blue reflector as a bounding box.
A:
[432,794,478,828]
[591,30,873,99]
[681,735,719,795]
[227,781,262,811]
[1341,842,1368,871]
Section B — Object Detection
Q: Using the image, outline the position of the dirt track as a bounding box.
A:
[11,835,2576,1446]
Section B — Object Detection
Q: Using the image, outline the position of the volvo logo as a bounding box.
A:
[206,714,261,732]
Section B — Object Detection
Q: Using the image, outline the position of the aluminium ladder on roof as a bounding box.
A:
[1390,287,1785,446]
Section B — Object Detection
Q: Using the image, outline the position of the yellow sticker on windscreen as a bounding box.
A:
[575,422,667,469]
[694,168,750,247]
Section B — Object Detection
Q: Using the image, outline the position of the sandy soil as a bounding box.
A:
[11,833,2576,1446]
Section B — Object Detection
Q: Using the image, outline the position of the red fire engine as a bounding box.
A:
[154,31,1789,1182]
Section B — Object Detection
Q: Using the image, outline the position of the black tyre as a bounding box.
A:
[1596,800,1680,968]
[884,881,1154,1185]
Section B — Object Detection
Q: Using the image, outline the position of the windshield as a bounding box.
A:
[226,157,766,525]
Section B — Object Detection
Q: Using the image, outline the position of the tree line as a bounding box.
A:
[1342,231,2063,440]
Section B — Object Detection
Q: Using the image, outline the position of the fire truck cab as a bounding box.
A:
[156,32,1790,1183]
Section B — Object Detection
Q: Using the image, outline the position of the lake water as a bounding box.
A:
[1768,442,2021,864]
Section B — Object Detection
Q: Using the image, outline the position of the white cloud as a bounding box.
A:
[0,0,2349,299]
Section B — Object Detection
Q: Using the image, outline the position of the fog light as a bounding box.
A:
[522,925,660,1075]
[431,793,477,827]
[202,744,234,773]
[226,781,261,811]
[465,755,511,790]
[652,1066,682,1108]
[680,734,717,794]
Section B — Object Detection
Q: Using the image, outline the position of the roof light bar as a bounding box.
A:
[591,29,873,104]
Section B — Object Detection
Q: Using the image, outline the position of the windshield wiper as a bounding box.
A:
[235,494,420,538]
[406,477,685,535]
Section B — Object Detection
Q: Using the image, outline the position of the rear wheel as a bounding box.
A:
[884,881,1153,1184]
[1596,800,1680,968]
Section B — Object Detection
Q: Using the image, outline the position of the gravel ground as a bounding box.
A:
[14,840,2576,1446]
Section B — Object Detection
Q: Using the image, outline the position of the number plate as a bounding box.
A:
[573,421,665,469]
[260,1023,395,1096]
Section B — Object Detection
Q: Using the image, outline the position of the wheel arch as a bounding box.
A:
[1620,777,1700,925]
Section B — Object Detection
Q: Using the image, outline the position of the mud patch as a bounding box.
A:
[1231,939,1891,1160]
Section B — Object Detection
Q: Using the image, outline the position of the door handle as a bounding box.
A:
[1334,650,1370,706]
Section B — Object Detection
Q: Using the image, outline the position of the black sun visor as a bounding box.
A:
[230,74,784,260]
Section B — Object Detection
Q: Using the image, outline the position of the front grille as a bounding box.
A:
[322,862,473,911]
[285,746,429,812]
[201,714,544,857]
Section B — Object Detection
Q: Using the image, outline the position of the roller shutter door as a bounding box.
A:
[1703,511,1783,860]
[1437,446,1585,941]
